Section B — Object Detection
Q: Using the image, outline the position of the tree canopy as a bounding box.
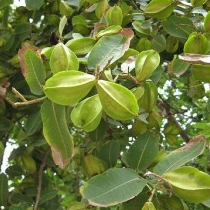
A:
[0,0,210,209]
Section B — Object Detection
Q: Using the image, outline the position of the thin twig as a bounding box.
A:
[34,152,48,210]
[119,73,141,85]
[6,87,47,108]
[157,99,190,142]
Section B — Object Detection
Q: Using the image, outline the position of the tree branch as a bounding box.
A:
[6,87,47,108]
[33,152,48,210]
[157,99,190,142]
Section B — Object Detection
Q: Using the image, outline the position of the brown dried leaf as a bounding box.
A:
[177,134,206,152]
[51,146,74,169]
[119,28,134,52]
[179,53,210,65]
[18,43,38,77]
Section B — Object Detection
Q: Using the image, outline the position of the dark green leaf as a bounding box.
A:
[126,133,159,171]
[0,173,8,206]
[14,23,32,41]
[80,168,147,207]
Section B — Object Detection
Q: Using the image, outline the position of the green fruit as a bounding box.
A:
[135,50,160,81]
[139,82,158,112]
[147,110,162,129]
[191,0,207,7]
[83,154,107,177]
[59,1,74,17]
[131,118,147,136]
[50,43,79,74]
[141,201,156,210]
[184,32,210,54]
[136,38,152,52]
[96,80,139,121]
[166,35,179,53]
[163,166,210,203]
[44,70,96,106]
[21,155,36,174]
[204,11,210,32]
[95,0,109,19]
[71,95,103,132]
[105,5,123,26]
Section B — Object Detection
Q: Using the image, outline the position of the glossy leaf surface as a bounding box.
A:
[96,80,139,121]
[41,100,74,168]
[80,168,147,207]
[71,95,102,132]
[163,166,210,203]
[44,70,96,106]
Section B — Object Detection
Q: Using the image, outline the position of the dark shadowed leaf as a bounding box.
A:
[25,0,44,10]
[14,23,32,41]
[126,133,159,171]
[0,173,8,206]
[80,168,147,207]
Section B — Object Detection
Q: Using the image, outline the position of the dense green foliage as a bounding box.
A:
[1,0,210,209]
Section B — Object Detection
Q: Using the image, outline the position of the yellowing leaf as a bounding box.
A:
[41,100,74,168]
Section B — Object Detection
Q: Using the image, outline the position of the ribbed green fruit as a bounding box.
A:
[135,50,160,81]
[105,5,123,26]
[96,80,139,121]
[44,71,96,106]
[50,43,79,74]
[71,95,102,132]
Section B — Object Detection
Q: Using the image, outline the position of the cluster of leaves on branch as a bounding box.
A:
[1,0,210,209]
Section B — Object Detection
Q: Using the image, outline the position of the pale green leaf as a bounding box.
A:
[126,133,159,171]
[41,100,74,168]
[80,168,147,207]
[18,48,46,95]
[59,16,67,37]
[154,135,206,175]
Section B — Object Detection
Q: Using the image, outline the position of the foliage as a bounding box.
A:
[0,0,210,209]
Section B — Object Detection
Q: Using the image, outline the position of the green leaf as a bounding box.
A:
[41,100,74,168]
[88,34,126,71]
[0,0,13,9]
[144,0,175,19]
[125,133,159,171]
[59,16,67,37]
[162,16,195,40]
[152,35,166,53]
[71,95,103,132]
[44,70,96,106]
[50,43,79,74]
[25,110,42,136]
[39,189,57,205]
[96,80,139,121]
[80,168,147,207]
[66,37,97,55]
[171,58,190,77]
[191,64,210,82]
[96,140,120,167]
[25,0,44,10]
[0,173,8,206]
[18,46,46,95]
[14,23,32,41]
[153,135,206,175]
[163,166,210,203]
